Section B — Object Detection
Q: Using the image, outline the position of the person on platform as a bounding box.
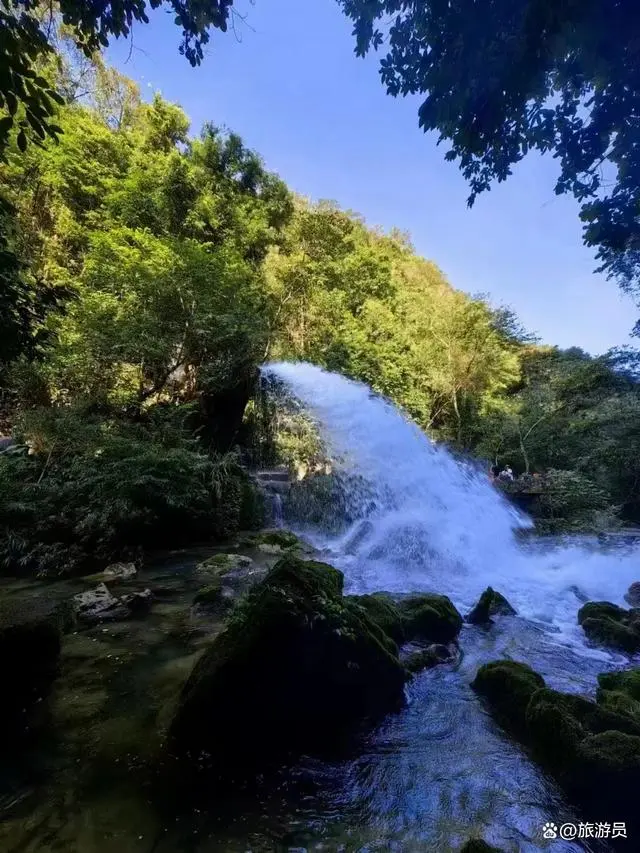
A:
[498,465,514,482]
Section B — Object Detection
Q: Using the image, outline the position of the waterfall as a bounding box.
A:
[271,492,284,528]
[263,361,639,655]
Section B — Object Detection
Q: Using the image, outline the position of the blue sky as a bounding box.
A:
[108,0,636,355]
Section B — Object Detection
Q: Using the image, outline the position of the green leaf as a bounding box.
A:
[26,111,46,139]
[16,129,27,152]
[47,90,65,106]
[6,90,18,115]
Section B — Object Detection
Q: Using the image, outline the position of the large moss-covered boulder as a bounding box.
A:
[598,668,640,701]
[472,660,544,735]
[465,587,516,625]
[397,594,463,644]
[578,601,640,653]
[572,730,640,820]
[525,688,586,769]
[597,669,640,725]
[349,592,462,647]
[473,659,640,838]
[348,593,405,643]
[168,554,407,779]
[0,600,62,746]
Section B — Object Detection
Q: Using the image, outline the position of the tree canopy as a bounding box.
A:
[0,0,236,152]
[340,0,640,323]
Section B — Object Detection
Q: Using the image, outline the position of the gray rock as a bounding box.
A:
[625,582,640,608]
[121,588,152,614]
[73,584,119,619]
[103,562,137,583]
[257,542,283,555]
[466,587,516,625]
[402,642,460,674]
[195,554,254,578]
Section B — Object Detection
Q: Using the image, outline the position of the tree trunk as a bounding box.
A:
[452,388,462,445]
[199,368,259,453]
[518,426,530,474]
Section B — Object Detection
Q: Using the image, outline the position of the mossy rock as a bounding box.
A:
[598,668,640,701]
[401,643,456,675]
[577,729,640,776]
[475,659,640,835]
[579,601,627,622]
[573,730,640,809]
[525,688,585,769]
[597,670,640,726]
[582,617,640,653]
[561,690,640,738]
[597,689,640,726]
[243,529,302,552]
[196,553,253,576]
[578,601,640,653]
[348,593,405,643]
[520,681,640,770]
[259,529,300,549]
[472,660,544,736]
[193,582,225,608]
[397,594,463,644]
[168,554,407,780]
[466,587,516,624]
[460,840,505,853]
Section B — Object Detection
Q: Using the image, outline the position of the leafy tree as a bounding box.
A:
[266,200,521,445]
[0,0,236,153]
[340,0,640,315]
[476,344,640,526]
[264,199,399,362]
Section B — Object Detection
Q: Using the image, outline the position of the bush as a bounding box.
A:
[0,407,263,577]
[533,469,620,533]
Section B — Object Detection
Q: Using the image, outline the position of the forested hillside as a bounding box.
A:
[2,42,639,577]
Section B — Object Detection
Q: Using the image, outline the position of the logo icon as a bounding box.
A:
[542,822,558,839]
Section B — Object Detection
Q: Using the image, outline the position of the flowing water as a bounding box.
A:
[228,360,640,853]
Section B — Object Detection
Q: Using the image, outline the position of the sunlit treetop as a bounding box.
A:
[0,0,236,152]
[339,0,640,306]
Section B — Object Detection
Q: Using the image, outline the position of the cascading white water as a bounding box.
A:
[264,361,640,655]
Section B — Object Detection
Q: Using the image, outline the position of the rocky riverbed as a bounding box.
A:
[0,531,315,852]
[2,527,640,853]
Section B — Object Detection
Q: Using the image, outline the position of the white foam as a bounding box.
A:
[264,361,640,653]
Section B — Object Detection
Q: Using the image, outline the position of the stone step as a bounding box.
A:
[255,469,290,483]
[259,480,291,494]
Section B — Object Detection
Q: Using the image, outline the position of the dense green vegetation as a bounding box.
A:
[1,37,639,577]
